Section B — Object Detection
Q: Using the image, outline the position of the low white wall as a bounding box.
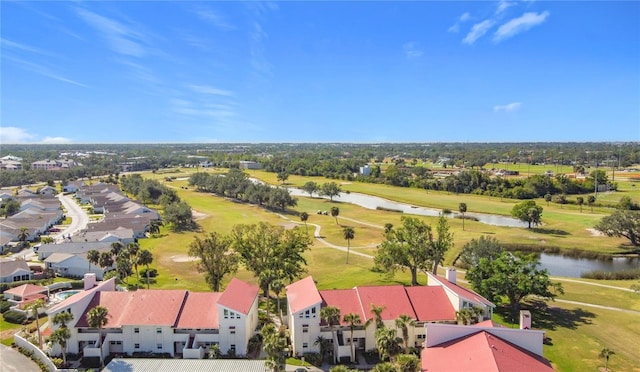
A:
[183,347,204,359]
[13,332,57,372]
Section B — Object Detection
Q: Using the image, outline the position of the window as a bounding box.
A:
[311,307,316,318]
[135,344,140,349]
[224,309,229,319]
[229,325,236,334]
[156,328,162,334]
[303,343,308,348]
[157,344,163,349]
[230,344,236,352]
[110,341,122,345]
[230,330,236,335]
[417,334,426,340]
[302,325,309,333]
[134,328,140,333]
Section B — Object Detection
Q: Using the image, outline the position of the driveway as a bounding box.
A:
[55,193,90,242]
[0,344,41,372]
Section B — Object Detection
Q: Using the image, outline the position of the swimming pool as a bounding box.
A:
[55,290,80,301]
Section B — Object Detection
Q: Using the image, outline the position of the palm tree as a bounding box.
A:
[320,306,341,363]
[87,305,109,367]
[17,227,29,248]
[343,312,362,362]
[314,335,332,364]
[331,206,340,225]
[300,212,309,234]
[343,226,355,264]
[26,299,45,348]
[375,327,399,362]
[576,196,584,213]
[458,203,467,231]
[126,242,140,287]
[384,223,393,234]
[588,195,596,213]
[600,348,615,371]
[148,219,162,236]
[110,241,124,258]
[98,252,113,271]
[87,249,100,272]
[365,304,386,330]
[49,327,71,366]
[137,249,153,289]
[51,311,74,365]
[544,193,552,207]
[270,279,285,321]
[395,314,416,353]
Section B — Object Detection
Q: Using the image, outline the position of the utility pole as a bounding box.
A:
[594,152,598,197]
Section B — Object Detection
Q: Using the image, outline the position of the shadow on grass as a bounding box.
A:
[497,299,595,335]
[532,227,571,236]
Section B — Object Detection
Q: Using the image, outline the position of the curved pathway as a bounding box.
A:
[551,277,635,292]
[0,344,41,372]
[56,193,90,242]
[554,299,640,315]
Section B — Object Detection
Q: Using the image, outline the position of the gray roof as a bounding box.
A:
[38,241,112,255]
[0,259,31,277]
[102,359,269,372]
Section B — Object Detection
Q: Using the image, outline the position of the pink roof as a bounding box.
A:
[176,292,222,329]
[49,278,117,315]
[404,286,456,322]
[76,290,188,327]
[287,276,322,313]
[432,275,494,307]
[355,285,416,321]
[5,284,47,299]
[319,289,363,325]
[217,278,259,315]
[421,331,554,372]
[475,320,505,328]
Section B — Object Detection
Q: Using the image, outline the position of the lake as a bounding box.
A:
[538,253,640,278]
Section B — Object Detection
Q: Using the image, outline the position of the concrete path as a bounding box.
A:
[0,344,41,372]
[554,299,640,315]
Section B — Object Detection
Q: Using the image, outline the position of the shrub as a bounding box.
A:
[0,299,11,313]
[303,352,322,366]
[581,269,640,280]
[3,310,26,324]
[247,334,262,355]
[139,268,158,278]
[442,208,452,214]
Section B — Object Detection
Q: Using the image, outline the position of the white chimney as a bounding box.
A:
[84,273,97,290]
[520,310,531,330]
[445,267,457,284]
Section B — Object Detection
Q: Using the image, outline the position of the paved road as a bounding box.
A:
[55,193,90,242]
[0,344,41,372]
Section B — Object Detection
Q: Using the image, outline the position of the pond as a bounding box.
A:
[538,253,640,278]
[287,188,528,228]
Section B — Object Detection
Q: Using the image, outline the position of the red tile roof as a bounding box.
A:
[286,276,322,313]
[429,273,494,307]
[176,292,222,329]
[355,285,415,322]
[76,290,188,327]
[4,283,47,299]
[421,331,554,372]
[319,289,363,325]
[217,278,259,315]
[404,286,456,322]
[49,278,117,316]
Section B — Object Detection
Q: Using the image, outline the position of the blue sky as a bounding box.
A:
[1,1,638,144]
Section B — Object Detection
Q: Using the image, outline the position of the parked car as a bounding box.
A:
[49,227,60,232]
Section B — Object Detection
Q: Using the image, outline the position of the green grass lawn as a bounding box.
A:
[127,169,640,371]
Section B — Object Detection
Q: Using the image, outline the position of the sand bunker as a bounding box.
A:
[170,255,199,263]
[191,210,208,221]
[586,228,604,237]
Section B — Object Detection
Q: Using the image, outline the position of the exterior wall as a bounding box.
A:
[14,332,57,372]
[217,302,256,356]
[47,256,105,280]
[289,303,321,356]
[119,325,176,356]
[0,268,32,283]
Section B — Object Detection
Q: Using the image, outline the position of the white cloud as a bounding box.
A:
[403,42,423,58]
[0,127,36,143]
[42,136,73,144]
[4,55,87,87]
[496,1,515,14]
[463,20,495,44]
[195,8,235,31]
[448,12,472,33]
[76,8,148,57]
[493,102,522,112]
[187,84,234,97]
[494,11,550,42]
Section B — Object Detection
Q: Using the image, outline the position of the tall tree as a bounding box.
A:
[261,323,288,371]
[232,222,311,297]
[375,327,400,362]
[576,196,584,213]
[511,200,543,229]
[544,193,552,207]
[343,312,362,362]
[395,314,416,353]
[110,241,124,258]
[126,242,141,287]
[188,232,239,292]
[458,202,467,231]
[320,306,341,363]
[456,235,503,269]
[301,181,319,198]
[600,348,615,372]
[466,251,563,318]
[587,195,596,213]
[594,210,640,247]
[276,171,289,185]
[374,216,432,286]
[87,249,100,272]
[321,182,342,201]
[86,306,109,367]
[365,304,386,330]
[314,336,332,364]
[17,227,29,248]
[98,252,113,271]
[331,206,340,225]
[26,299,45,348]
[164,200,195,231]
[137,249,153,289]
[343,226,355,264]
[430,215,453,274]
[300,212,309,233]
[51,312,74,365]
[148,219,162,236]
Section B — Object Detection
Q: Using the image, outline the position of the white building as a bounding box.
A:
[46,277,260,360]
